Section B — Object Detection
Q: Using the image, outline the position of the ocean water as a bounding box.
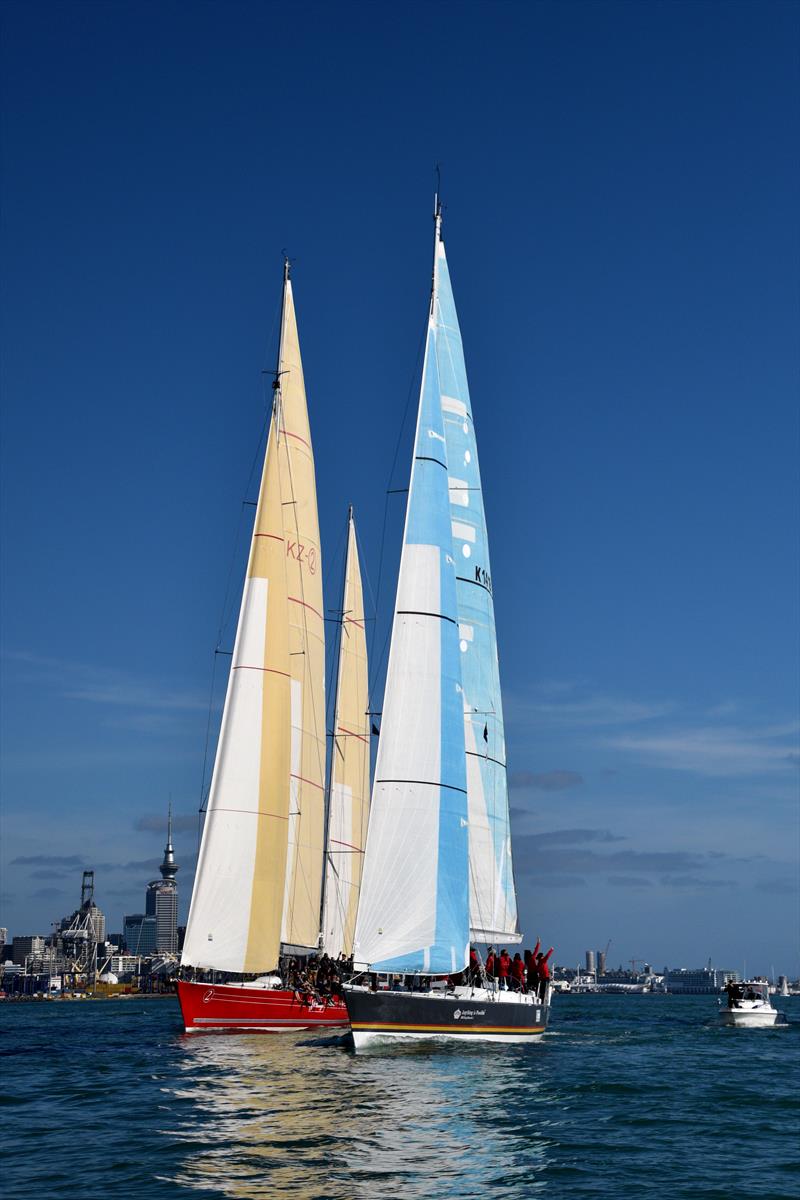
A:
[2,993,798,1199]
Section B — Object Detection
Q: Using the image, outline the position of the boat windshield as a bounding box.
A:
[728,982,768,1003]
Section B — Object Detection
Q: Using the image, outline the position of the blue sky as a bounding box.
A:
[1,1,797,975]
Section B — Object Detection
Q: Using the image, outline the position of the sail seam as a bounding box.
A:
[414,455,447,469]
[336,724,369,743]
[456,575,492,593]
[465,750,506,768]
[291,772,325,792]
[206,808,289,820]
[232,664,291,678]
[396,610,457,625]
[376,779,468,794]
[288,596,323,619]
[282,428,312,451]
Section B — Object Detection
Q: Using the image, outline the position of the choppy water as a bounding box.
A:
[2,994,798,1198]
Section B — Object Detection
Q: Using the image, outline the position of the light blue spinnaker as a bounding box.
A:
[432,220,520,944]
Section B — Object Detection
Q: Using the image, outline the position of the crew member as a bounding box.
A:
[535,947,554,999]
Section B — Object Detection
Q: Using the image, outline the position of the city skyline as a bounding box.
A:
[2,1,798,975]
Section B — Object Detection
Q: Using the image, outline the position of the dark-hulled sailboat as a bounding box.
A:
[343,200,551,1046]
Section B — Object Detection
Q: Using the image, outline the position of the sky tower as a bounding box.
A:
[144,804,179,954]
[160,803,179,885]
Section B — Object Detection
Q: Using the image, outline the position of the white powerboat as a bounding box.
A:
[719,980,779,1027]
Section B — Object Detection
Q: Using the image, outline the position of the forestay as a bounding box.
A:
[433,229,520,944]
[353,316,470,974]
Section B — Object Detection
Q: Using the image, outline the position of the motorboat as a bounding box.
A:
[719,980,780,1027]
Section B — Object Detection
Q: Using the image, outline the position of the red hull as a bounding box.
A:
[177,979,350,1033]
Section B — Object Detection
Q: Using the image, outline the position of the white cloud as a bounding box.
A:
[603,721,800,777]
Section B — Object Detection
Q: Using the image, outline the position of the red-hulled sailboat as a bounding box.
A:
[177,263,370,1033]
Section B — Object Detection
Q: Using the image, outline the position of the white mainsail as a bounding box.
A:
[432,220,520,944]
[181,412,292,974]
[276,269,328,951]
[321,510,371,959]
[352,230,470,974]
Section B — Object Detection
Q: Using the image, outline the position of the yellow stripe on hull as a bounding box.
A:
[351,1022,546,1034]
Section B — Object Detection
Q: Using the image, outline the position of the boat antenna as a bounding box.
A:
[431,165,443,313]
[272,252,292,432]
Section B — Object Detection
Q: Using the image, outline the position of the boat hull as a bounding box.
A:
[344,986,549,1048]
[719,1006,779,1028]
[177,979,349,1033]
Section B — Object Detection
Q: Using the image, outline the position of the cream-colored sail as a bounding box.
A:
[276,274,327,949]
[321,511,371,958]
[181,414,291,973]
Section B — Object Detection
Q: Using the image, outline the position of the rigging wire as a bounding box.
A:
[195,283,282,820]
[350,509,378,715]
[367,312,430,701]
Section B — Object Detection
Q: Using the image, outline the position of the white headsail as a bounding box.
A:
[321,510,371,959]
[353,227,470,974]
[276,269,328,951]
[181,411,292,974]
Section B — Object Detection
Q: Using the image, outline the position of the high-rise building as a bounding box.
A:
[123,914,157,955]
[12,935,46,966]
[144,805,179,954]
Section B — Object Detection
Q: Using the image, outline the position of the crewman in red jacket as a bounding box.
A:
[511,952,526,991]
[535,947,554,999]
[498,949,512,989]
[485,948,496,983]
